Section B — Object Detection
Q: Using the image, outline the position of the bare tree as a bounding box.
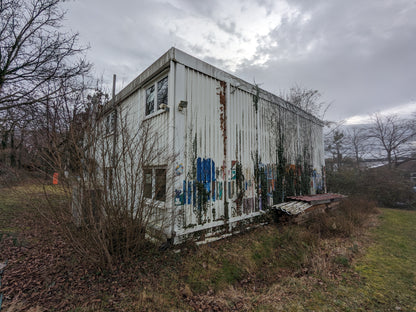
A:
[326,129,345,171]
[368,113,416,167]
[281,84,330,119]
[0,0,90,112]
[345,127,369,169]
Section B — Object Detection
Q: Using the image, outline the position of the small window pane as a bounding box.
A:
[145,85,155,115]
[143,169,152,199]
[157,76,168,109]
[155,168,166,201]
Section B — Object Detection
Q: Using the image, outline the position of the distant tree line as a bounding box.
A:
[326,113,416,170]
[283,85,416,209]
[324,113,416,209]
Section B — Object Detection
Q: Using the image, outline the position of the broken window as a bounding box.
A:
[145,75,168,116]
[143,167,166,201]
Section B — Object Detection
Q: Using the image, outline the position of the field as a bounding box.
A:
[0,185,415,311]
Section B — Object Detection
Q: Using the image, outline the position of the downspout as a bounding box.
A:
[169,60,176,241]
[226,81,232,230]
[112,74,117,169]
[257,90,261,210]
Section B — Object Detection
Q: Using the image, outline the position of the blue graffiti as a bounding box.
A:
[182,180,186,205]
[188,181,192,205]
[196,157,215,198]
[178,158,218,206]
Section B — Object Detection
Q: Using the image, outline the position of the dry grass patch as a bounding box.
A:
[1,187,389,311]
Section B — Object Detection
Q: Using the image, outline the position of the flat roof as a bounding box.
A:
[110,47,323,126]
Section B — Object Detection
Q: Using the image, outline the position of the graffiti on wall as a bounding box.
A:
[312,169,323,193]
[175,159,322,217]
[175,157,217,207]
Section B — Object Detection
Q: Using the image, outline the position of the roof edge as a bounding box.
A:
[110,47,324,126]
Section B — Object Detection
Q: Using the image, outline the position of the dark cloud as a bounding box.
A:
[234,0,416,120]
[63,0,416,121]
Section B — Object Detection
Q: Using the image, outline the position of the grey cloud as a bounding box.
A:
[172,0,220,17]
[216,20,237,36]
[63,0,416,121]
[235,0,416,120]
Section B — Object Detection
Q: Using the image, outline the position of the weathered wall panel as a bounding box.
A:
[111,48,325,243]
[171,63,324,241]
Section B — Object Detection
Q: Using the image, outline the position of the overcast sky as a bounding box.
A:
[63,0,416,123]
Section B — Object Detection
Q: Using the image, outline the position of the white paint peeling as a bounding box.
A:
[111,47,325,243]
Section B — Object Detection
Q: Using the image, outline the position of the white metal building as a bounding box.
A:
[108,47,325,243]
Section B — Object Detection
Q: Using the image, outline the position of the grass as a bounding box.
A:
[279,207,416,312]
[353,208,416,311]
[1,185,415,311]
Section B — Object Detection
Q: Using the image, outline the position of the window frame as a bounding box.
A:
[144,72,169,117]
[104,109,117,136]
[143,166,167,202]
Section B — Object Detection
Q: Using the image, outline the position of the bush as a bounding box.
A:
[37,109,175,270]
[306,197,379,238]
[361,167,415,208]
[327,167,415,209]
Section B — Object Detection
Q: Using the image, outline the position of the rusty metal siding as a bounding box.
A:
[180,68,227,228]
[110,48,325,242]
[173,69,325,238]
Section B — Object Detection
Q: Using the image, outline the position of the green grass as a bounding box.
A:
[283,208,416,311]
[180,207,416,311]
[353,208,416,311]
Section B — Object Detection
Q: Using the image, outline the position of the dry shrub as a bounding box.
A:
[328,168,416,209]
[306,197,379,238]
[35,102,175,270]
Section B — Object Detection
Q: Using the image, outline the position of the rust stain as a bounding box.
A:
[219,81,227,159]
[218,80,227,204]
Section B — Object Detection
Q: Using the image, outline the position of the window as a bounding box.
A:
[155,168,166,201]
[143,168,153,199]
[105,110,116,135]
[157,76,168,108]
[143,167,166,201]
[145,85,155,116]
[145,76,168,116]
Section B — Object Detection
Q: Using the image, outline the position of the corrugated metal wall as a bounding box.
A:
[173,66,324,239]
[114,56,324,241]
